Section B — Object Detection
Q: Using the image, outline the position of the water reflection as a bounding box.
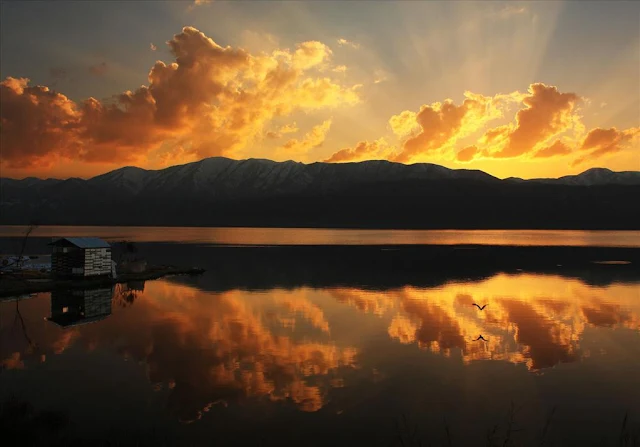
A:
[1,270,639,429]
[339,274,639,371]
[48,288,113,328]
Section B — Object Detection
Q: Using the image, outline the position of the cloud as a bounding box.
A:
[388,110,418,137]
[291,41,333,70]
[572,127,640,165]
[88,62,108,76]
[265,123,299,139]
[485,83,582,159]
[0,77,81,168]
[391,91,518,163]
[324,81,635,168]
[0,27,360,169]
[336,38,360,49]
[150,43,157,51]
[333,65,347,73]
[324,139,393,163]
[277,119,332,159]
[456,145,479,162]
[533,140,572,158]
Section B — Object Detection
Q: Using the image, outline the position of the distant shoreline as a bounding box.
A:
[2,223,640,231]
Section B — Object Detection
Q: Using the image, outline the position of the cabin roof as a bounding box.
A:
[49,237,111,249]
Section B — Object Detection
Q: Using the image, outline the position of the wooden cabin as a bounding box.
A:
[50,237,112,278]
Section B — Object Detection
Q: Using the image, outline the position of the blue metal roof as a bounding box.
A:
[50,237,111,248]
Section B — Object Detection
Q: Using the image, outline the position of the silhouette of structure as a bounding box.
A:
[49,237,112,278]
[47,288,113,328]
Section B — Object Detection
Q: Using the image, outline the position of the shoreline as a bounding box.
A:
[0,266,205,298]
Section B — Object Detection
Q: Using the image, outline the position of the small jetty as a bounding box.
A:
[0,265,205,298]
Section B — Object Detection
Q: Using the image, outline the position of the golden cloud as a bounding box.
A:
[455,145,479,162]
[572,127,640,165]
[390,91,516,163]
[486,83,582,158]
[388,110,418,137]
[0,77,82,168]
[0,27,359,169]
[324,139,394,163]
[533,140,572,158]
[324,82,635,167]
[276,119,332,160]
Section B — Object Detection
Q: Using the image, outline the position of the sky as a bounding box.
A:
[0,0,638,180]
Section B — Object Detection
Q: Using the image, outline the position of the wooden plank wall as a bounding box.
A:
[84,248,112,276]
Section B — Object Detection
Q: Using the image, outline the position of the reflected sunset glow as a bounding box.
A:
[2,272,638,423]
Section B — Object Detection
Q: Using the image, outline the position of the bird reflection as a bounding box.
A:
[472,303,488,310]
[474,335,488,342]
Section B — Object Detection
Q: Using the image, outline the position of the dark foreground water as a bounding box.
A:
[1,240,640,446]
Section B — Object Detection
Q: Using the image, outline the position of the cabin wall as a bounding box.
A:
[83,248,112,276]
[51,247,84,277]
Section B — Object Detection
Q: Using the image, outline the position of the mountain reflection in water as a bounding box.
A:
[1,267,640,445]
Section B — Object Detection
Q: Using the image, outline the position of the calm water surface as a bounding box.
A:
[2,261,640,445]
[1,225,639,247]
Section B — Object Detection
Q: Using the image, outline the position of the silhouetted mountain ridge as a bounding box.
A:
[1,157,639,228]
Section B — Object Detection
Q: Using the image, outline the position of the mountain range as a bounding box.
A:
[1,158,639,229]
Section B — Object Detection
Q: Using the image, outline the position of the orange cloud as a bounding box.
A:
[456,145,479,162]
[572,127,640,165]
[0,77,82,168]
[276,119,332,160]
[391,91,515,163]
[291,41,333,70]
[0,27,359,170]
[324,139,393,163]
[388,110,418,137]
[533,140,572,158]
[377,83,635,166]
[487,83,581,158]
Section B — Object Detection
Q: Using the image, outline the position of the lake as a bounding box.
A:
[0,225,639,247]
[1,229,640,446]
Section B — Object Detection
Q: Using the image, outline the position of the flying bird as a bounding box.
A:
[474,335,488,342]
[472,303,488,310]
